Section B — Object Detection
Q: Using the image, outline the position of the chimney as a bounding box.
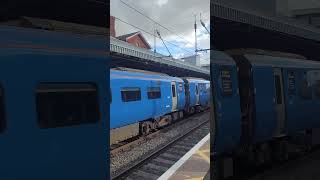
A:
[110,16,116,37]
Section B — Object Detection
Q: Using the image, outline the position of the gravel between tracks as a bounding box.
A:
[110,112,210,175]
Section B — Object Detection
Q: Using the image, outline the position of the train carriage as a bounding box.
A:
[110,69,186,144]
[183,78,211,113]
[197,80,211,108]
[211,51,242,154]
[211,49,320,178]
[0,25,108,180]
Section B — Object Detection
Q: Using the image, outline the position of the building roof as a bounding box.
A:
[116,31,151,49]
[117,31,139,41]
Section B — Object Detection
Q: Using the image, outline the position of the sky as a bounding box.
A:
[110,0,210,65]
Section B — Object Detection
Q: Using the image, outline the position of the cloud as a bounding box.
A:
[110,0,210,62]
[156,0,168,7]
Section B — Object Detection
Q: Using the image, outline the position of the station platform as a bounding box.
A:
[158,133,210,180]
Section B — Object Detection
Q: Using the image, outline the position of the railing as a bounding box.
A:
[110,36,210,75]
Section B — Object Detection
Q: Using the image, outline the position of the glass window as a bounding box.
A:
[0,88,5,133]
[121,88,141,102]
[110,88,112,104]
[147,87,161,99]
[36,83,100,129]
[299,80,312,100]
[274,75,283,104]
[314,80,320,99]
[172,85,176,97]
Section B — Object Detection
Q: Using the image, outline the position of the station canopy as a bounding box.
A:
[211,2,320,60]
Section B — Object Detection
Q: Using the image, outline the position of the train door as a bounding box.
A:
[195,83,200,104]
[171,82,178,111]
[274,68,286,136]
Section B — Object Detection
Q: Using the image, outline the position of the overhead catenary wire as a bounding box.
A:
[114,17,195,55]
[156,30,172,57]
[200,13,210,34]
[119,0,195,45]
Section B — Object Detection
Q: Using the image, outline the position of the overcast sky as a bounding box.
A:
[110,0,210,65]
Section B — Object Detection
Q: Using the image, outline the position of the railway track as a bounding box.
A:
[110,110,209,157]
[111,119,210,180]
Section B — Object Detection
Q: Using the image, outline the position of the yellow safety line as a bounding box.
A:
[195,149,210,164]
[185,177,204,180]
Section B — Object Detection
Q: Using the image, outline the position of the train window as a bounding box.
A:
[314,80,320,98]
[36,83,100,129]
[178,83,183,92]
[110,88,112,104]
[121,88,141,102]
[299,80,312,100]
[172,85,176,97]
[0,88,5,133]
[147,87,161,99]
[274,75,283,104]
[196,85,199,94]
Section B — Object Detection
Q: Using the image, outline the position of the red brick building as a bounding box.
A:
[110,15,151,49]
[110,16,116,37]
[117,32,151,49]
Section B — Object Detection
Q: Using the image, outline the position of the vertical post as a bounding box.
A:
[194,15,197,55]
[154,23,157,54]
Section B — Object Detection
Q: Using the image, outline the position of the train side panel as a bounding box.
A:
[0,53,108,179]
[176,81,186,111]
[251,66,277,143]
[283,69,320,134]
[110,73,172,129]
[282,68,303,134]
[199,82,210,107]
[211,57,242,154]
[188,82,197,107]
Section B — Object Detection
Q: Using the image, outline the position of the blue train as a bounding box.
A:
[0,24,109,179]
[110,68,210,144]
[211,50,320,178]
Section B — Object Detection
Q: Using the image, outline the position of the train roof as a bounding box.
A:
[211,50,235,65]
[226,48,307,59]
[111,67,170,76]
[0,17,107,36]
[244,54,320,69]
[0,25,107,57]
[111,69,184,82]
[184,77,210,84]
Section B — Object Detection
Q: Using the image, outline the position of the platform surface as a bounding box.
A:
[158,133,210,180]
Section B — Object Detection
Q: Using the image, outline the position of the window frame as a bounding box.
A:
[171,84,176,97]
[0,87,6,133]
[299,75,313,100]
[147,87,161,99]
[35,82,100,129]
[313,80,320,99]
[274,75,283,104]
[121,87,141,102]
